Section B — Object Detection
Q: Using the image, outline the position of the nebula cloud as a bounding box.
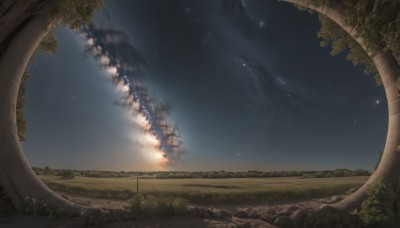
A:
[79,20,184,168]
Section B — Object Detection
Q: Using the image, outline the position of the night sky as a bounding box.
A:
[23,0,387,171]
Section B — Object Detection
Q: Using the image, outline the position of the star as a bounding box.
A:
[242,63,247,67]
[276,76,287,86]
[376,100,380,104]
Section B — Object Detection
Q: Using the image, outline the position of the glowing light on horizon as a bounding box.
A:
[149,148,169,167]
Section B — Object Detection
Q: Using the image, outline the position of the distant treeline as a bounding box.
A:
[32,167,370,179]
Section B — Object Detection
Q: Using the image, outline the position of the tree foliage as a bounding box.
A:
[16,32,58,141]
[318,15,379,78]
[52,0,106,30]
[15,0,106,141]
[16,71,30,141]
[305,0,400,85]
[341,0,400,60]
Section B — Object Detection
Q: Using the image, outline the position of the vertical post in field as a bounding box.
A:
[136,177,139,201]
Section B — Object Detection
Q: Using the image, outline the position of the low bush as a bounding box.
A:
[21,196,64,218]
[318,180,399,227]
[130,195,188,217]
[57,170,75,179]
[355,180,397,227]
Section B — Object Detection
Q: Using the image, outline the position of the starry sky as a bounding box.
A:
[23,0,387,171]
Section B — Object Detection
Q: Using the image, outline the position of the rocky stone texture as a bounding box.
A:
[188,206,232,219]
[191,193,356,227]
[53,192,358,227]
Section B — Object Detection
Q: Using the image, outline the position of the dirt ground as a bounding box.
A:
[0,212,277,228]
[0,190,354,228]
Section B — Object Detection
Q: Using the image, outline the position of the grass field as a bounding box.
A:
[39,175,368,204]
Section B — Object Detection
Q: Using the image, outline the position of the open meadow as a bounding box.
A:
[39,175,368,204]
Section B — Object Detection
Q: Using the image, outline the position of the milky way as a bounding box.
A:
[79,20,184,168]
